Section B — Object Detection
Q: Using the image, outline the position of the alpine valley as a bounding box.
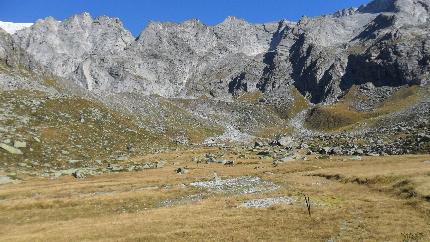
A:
[0,0,430,241]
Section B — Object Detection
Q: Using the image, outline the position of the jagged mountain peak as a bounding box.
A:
[67,12,93,22]
[358,0,396,13]
[33,16,58,25]
[359,0,430,15]
[219,16,249,25]
[182,18,204,26]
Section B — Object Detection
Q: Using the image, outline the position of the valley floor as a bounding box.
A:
[1,148,430,241]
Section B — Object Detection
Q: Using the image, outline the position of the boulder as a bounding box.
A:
[0,176,13,185]
[156,160,165,168]
[175,167,189,174]
[331,147,343,155]
[300,143,309,149]
[280,156,295,162]
[68,160,82,165]
[115,156,128,161]
[319,147,332,155]
[13,141,26,148]
[141,161,165,169]
[205,153,216,163]
[277,136,296,149]
[354,149,364,155]
[254,140,267,148]
[72,170,85,179]
[107,164,124,172]
[0,143,23,155]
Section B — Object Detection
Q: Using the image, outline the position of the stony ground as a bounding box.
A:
[0,147,429,241]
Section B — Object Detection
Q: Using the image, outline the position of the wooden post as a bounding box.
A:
[304,195,311,217]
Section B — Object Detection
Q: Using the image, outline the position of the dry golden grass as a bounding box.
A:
[289,86,311,117]
[305,103,369,131]
[236,91,263,104]
[1,149,429,241]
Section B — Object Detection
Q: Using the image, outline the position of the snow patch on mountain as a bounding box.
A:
[0,21,33,34]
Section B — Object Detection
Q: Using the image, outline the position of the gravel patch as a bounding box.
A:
[159,194,204,207]
[190,176,279,194]
[239,196,296,208]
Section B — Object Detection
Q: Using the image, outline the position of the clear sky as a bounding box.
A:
[0,0,371,36]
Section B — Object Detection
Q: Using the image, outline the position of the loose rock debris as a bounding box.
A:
[239,196,296,208]
[190,176,280,194]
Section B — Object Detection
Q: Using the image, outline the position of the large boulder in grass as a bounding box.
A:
[0,143,23,155]
[276,136,297,149]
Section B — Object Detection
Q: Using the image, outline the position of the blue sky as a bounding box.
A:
[0,0,371,36]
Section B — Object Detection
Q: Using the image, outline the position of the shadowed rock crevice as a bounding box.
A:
[289,34,329,103]
[228,72,247,94]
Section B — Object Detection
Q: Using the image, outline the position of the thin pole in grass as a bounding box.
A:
[304,195,311,217]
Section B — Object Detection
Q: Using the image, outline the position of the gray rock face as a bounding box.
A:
[258,0,430,104]
[1,0,428,105]
[13,13,135,92]
[0,27,44,74]
[9,14,283,99]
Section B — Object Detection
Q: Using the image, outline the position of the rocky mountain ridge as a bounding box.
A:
[1,0,428,103]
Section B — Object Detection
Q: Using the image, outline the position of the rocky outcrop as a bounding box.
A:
[13,13,135,91]
[9,14,283,99]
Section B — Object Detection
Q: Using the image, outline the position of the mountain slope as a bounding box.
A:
[0,0,429,161]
